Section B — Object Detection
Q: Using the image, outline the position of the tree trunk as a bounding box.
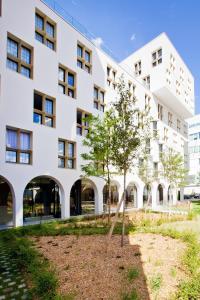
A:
[107,175,111,224]
[107,192,124,239]
[121,170,126,247]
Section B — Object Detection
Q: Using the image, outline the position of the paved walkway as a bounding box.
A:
[0,244,28,300]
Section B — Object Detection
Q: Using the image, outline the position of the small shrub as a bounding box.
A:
[150,273,163,292]
[122,288,138,300]
[127,267,139,281]
[170,267,177,278]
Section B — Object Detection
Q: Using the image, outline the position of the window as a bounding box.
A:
[7,33,33,78]
[159,144,163,158]
[145,94,151,111]
[106,65,117,89]
[164,127,168,142]
[33,91,55,127]
[58,64,76,98]
[76,110,90,136]
[58,139,76,169]
[154,162,158,177]
[143,75,150,89]
[177,119,181,132]
[158,104,163,120]
[6,127,32,164]
[35,9,56,51]
[134,61,141,76]
[77,42,92,73]
[153,121,158,137]
[152,48,162,67]
[93,85,105,112]
[168,112,173,127]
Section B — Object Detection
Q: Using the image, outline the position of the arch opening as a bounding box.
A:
[23,176,61,221]
[70,179,96,216]
[126,183,137,209]
[143,184,152,207]
[157,184,164,205]
[0,176,14,226]
[103,183,119,212]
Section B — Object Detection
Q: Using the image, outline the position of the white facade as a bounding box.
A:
[0,0,195,227]
[186,115,200,189]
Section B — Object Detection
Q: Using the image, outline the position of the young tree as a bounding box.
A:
[108,76,150,246]
[161,148,188,200]
[81,111,116,223]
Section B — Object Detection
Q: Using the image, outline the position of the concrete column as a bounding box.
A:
[61,187,69,219]
[13,189,23,227]
[151,183,158,210]
[172,188,177,205]
[163,185,168,206]
[180,187,184,202]
[137,186,144,209]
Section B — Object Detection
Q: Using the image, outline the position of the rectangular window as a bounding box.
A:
[158,104,163,120]
[77,42,92,74]
[35,9,56,51]
[143,75,150,89]
[168,112,173,127]
[76,109,90,136]
[93,85,105,112]
[145,94,151,111]
[134,61,141,76]
[152,48,162,67]
[33,91,55,127]
[6,127,32,164]
[177,119,181,132]
[7,33,33,79]
[58,139,76,169]
[107,65,117,89]
[58,64,76,98]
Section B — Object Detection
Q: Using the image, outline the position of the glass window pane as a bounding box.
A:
[100,105,104,112]
[34,93,43,110]
[21,66,30,78]
[7,38,18,57]
[58,68,65,82]
[20,152,30,164]
[100,91,104,102]
[35,32,44,43]
[152,52,156,60]
[76,127,82,136]
[7,59,18,72]
[68,143,74,157]
[93,102,98,109]
[46,22,54,38]
[77,45,83,57]
[68,73,74,86]
[45,99,53,115]
[85,51,90,63]
[21,47,31,64]
[35,14,44,30]
[20,132,30,150]
[58,141,65,156]
[6,129,17,148]
[68,89,74,98]
[6,151,17,163]
[58,157,65,168]
[67,159,73,169]
[77,60,83,68]
[59,84,65,94]
[77,111,82,124]
[46,40,54,50]
[33,113,42,124]
[94,88,98,99]
[45,116,53,127]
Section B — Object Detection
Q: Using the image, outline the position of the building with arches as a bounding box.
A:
[0,0,194,227]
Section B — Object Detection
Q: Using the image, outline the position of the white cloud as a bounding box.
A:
[130,33,136,41]
[92,37,104,48]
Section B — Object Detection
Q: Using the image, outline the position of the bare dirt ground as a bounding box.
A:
[33,233,186,300]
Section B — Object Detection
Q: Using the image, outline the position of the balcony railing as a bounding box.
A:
[41,0,118,60]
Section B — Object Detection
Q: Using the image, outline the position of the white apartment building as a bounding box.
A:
[0,0,194,227]
[185,115,200,195]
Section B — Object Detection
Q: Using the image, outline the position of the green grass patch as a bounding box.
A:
[150,273,163,292]
[122,288,138,300]
[127,267,140,281]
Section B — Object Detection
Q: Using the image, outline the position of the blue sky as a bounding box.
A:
[50,0,200,114]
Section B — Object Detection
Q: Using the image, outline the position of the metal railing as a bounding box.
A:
[41,0,119,61]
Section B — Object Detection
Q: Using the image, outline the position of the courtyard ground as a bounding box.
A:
[0,201,200,299]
